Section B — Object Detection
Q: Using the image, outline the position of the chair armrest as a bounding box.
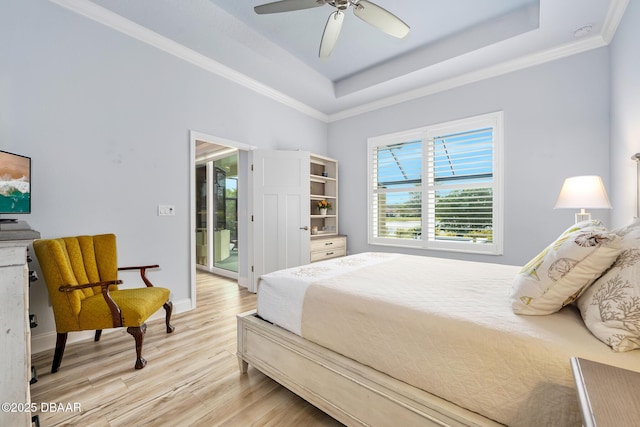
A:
[118,264,160,271]
[58,280,123,292]
[58,280,124,328]
[118,265,160,287]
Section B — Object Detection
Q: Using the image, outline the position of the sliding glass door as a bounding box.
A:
[195,152,238,274]
[195,164,208,267]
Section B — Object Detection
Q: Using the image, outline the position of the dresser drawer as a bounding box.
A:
[311,247,346,262]
[310,236,346,252]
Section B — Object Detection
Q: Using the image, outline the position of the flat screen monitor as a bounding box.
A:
[0,150,31,217]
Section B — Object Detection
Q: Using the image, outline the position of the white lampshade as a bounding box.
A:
[554,175,611,222]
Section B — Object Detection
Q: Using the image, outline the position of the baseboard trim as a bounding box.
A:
[30,298,193,355]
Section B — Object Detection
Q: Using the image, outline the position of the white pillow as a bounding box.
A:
[577,219,640,351]
[511,220,621,315]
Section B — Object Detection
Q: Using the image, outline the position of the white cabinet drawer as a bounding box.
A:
[310,236,346,252]
[311,247,346,262]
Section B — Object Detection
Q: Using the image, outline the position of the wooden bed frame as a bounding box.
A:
[237,310,501,427]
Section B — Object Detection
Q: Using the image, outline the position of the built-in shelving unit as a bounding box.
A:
[309,154,346,262]
[309,154,338,237]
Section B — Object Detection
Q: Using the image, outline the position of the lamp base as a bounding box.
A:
[575,212,591,223]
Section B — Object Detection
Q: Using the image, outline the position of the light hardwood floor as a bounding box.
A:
[31,272,344,426]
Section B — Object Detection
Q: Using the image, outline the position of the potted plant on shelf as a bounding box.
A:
[317,199,331,216]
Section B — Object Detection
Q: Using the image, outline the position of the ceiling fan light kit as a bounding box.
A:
[254,0,410,58]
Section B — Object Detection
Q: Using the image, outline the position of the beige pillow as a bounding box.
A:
[511,220,621,315]
[577,219,640,351]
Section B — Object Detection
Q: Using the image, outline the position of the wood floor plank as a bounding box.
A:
[30,272,343,426]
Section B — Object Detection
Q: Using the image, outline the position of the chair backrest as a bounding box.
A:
[33,234,119,332]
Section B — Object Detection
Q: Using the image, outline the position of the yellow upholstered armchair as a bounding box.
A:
[33,234,175,372]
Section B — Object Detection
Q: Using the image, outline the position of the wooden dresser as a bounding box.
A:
[571,356,640,427]
[0,221,40,427]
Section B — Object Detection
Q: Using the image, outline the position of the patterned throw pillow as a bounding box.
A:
[577,219,640,351]
[511,220,621,315]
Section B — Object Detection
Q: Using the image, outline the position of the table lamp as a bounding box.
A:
[554,175,612,223]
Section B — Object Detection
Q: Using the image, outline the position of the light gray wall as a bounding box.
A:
[328,48,611,266]
[2,0,327,350]
[610,0,640,228]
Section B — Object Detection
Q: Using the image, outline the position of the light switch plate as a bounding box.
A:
[158,205,175,216]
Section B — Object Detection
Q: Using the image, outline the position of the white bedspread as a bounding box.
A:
[257,253,640,426]
[257,252,393,334]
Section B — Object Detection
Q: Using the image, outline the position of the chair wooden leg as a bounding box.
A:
[52,333,67,373]
[94,330,102,342]
[127,324,147,370]
[163,301,175,333]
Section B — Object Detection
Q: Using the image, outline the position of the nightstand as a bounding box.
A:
[570,357,640,427]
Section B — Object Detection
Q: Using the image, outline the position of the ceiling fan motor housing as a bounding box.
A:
[328,0,350,10]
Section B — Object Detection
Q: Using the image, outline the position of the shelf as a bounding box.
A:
[311,232,338,238]
[310,174,336,183]
[310,154,335,166]
[310,194,336,200]
[310,215,336,219]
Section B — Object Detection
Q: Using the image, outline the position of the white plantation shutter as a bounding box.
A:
[371,137,422,240]
[368,113,503,254]
[427,127,494,244]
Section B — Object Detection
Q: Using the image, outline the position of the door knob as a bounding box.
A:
[300,226,309,231]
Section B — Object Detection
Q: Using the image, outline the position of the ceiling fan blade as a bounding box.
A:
[319,10,345,58]
[353,0,410,38]
[254,0,324,15]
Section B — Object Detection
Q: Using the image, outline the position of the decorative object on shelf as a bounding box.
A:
[322,171,328,177]
[554,175,612,223]
[312,226,318,235]
[317,199,331,215]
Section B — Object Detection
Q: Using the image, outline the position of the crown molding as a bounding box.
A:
[48,0,329,122]
[49,0,627,124]
[601,0,629,43]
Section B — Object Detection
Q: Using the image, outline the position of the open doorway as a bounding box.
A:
[195,144,239,276]
[190,131,254,309]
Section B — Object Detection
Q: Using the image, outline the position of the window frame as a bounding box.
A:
[367,112,503,255]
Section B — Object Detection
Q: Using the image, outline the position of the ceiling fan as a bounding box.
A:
[254,0,410,58]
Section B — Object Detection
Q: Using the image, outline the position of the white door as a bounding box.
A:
[252,150,310,290]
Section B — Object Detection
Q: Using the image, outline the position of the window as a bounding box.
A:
[368,112,503,254]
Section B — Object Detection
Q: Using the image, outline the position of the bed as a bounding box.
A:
[236,252,640,426]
